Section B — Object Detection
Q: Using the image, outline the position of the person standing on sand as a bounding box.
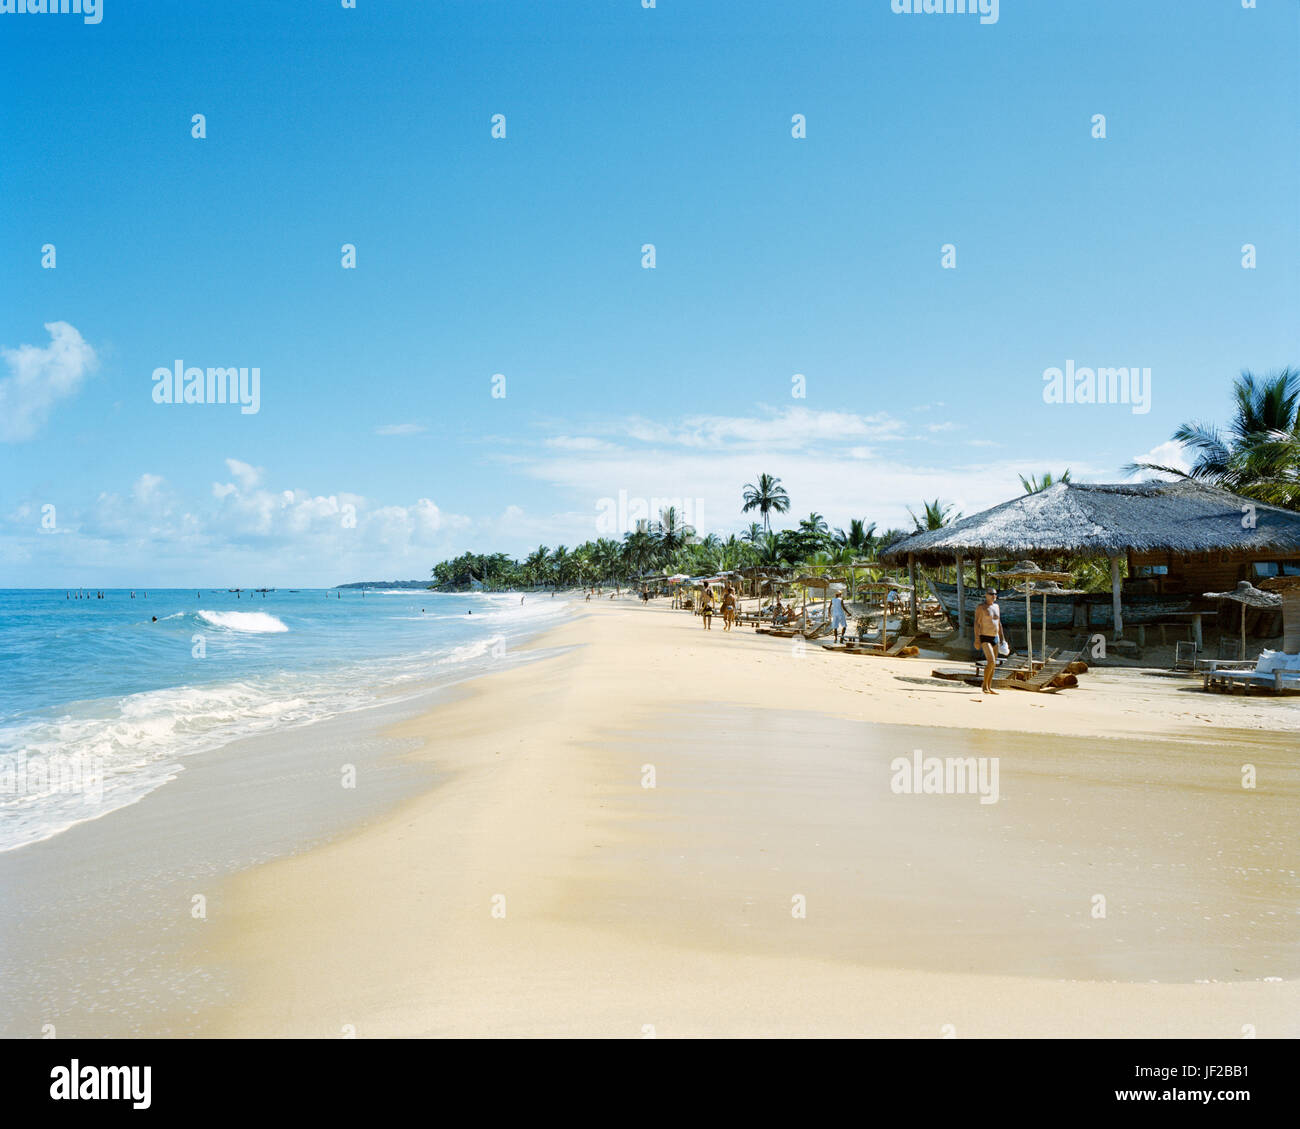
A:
[701,586,714,630]
[830,589,848,643]
[974,587,1006,694]
[721,585,736,631]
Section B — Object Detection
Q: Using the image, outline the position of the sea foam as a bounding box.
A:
[197,610,289,633]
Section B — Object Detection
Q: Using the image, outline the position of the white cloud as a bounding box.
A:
[0,321,98,441]
[1127,439,1190,481]
[486,408,1121,541]
[375,423,427,436]
[224,458,263,490]
[545,436,620,452]
[134,473,164,503]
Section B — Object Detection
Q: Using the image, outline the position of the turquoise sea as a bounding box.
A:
[0,588,570,852]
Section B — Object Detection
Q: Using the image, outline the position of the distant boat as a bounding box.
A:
[928,580,1208,628]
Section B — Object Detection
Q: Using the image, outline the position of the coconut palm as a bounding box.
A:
[1020,469,1072,494]
[621,528,658,577]
[798,512,830,543]
[907,498,958,532]
[754,531,783,566]
[833,517,877,555]
[524,545,550,589]
[652,505,693,561]
[741,473,791,531]
[549,545,572,589]
[1129,368,1300,508]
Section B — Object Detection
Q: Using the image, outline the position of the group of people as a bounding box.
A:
[698,583,740,631]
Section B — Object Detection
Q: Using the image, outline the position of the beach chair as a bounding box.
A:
[840,634,919,658]
[1203,651,1300,695]
[1005,656,1074,692]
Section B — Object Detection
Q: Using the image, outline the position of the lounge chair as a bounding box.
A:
[1203,650,1300,695]
[762,614,831,640]
[1006,656,1075,692]
[840,635,919,657]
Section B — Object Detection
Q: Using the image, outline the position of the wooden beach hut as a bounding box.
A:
[880,481,1300,644]
[1258,574,1300,653]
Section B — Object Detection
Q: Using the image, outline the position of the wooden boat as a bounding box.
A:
[927,580,1210,628]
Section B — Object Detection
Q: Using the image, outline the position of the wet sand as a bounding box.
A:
[175,600,1298,1037]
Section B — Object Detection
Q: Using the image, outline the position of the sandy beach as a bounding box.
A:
[125,598,1295,1038]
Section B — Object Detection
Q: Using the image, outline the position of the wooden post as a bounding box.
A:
[975,555,983,591]
[955,553,967,639]
[1110,556,1124,640]
[1025,585,1033,663]
[907,554,918,633]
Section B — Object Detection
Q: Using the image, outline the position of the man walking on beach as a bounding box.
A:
[974,587,1006,694]
[830,589,848,643]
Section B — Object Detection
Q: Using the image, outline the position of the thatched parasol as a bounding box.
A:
[989,562,1074,663]
[1013,578,1088,666]
[1203,580,1282,656]
[858,579,913,648]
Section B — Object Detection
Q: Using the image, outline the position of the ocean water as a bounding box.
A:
[0,588,570,853]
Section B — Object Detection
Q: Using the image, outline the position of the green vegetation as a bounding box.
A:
[427,471,939,591]
[1130,368,1300,509]
[427,370,1299,590]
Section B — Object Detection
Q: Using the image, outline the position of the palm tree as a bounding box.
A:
[798,511,830,538]
[621,528,658,578]
[754,531,783,566]
[653,505,693,562]
[833,517,877,554]
[1129,368,1300,509]
[742,521,765,545]
[590,538,623,590]
[524,545,550,589]
[1020,469,1072,494]
[549,545,572,589]
[907,498,958,532]
[741,473,791,532]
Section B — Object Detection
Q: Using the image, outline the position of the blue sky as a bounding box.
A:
[1,0,1297,586]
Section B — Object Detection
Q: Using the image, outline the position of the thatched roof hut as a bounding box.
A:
[881,480,1300,565]
[880,481,1300,640]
